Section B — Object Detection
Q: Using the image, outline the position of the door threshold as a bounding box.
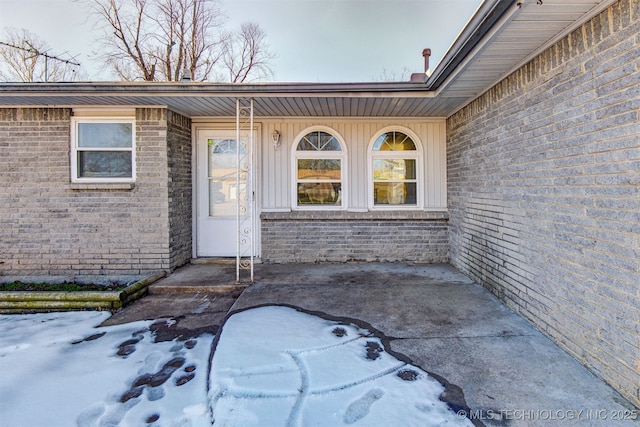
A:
[191,258,262,265]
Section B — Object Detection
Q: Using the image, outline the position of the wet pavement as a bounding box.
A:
[104,262,640,426]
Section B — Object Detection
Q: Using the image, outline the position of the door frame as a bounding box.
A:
[192,122,261,259]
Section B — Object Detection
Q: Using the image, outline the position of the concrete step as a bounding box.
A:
[149,282,247,296]
[146,263,252,295]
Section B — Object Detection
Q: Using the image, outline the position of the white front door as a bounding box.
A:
[196,129,255,257]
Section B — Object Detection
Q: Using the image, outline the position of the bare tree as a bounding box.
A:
[222,22,274,83]
[0,28,84,82]
[375,66,411,82]
[87,0,274,82]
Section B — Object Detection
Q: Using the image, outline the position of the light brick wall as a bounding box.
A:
[166,111,193,270]
[447,0,639,406]
[261,211,449,263]
[0,107,192,282]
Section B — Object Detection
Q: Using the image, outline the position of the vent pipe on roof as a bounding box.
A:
[422,48,431,74]
[181,66,192,82]
[410,48,431,82]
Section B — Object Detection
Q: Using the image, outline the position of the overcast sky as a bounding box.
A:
[0,0,482,82]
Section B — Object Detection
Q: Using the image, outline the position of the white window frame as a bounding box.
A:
[368,127,423,210]
[291,126,347,210]
[71,117,136,183]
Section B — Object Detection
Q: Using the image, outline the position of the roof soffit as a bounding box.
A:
[0,0,619,118]
[432,0,620,113]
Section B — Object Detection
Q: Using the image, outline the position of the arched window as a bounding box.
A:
[369,129,421,208]
[293,128,346,209]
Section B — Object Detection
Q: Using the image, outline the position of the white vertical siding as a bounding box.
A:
[259,118,447,212]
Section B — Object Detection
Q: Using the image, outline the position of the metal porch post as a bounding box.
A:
[235,98,255,283]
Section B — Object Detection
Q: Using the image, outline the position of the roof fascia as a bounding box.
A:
[426,0,516,90]
[0,81,434,99]
[491,0,619,88]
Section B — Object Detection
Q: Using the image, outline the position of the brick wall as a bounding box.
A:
[0,107,192,282]
[261,211,449,263]
[447,0,639,406]
[166,111,193,270]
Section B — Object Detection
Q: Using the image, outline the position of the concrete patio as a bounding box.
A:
[104,262,640,426]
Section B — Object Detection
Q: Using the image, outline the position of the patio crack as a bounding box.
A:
[388,333,538,341]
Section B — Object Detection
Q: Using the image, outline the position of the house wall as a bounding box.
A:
[259,119,447,211]
[166,110,193,270]
[257,118,449,262]
[447,0,639,406]
[261,210,449,263]
[0,107,192,282]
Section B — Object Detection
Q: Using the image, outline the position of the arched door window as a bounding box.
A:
[293,128,346,209]
[369,129,421,208]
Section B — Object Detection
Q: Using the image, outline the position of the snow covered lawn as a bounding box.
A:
[0,311,213,427]
[1,307,471,426]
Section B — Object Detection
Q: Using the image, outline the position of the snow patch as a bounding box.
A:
[1,306,474,426]
[209,305,472,426]
[0,312,214,427]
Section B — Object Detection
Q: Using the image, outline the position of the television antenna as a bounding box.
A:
[0,40,81,82]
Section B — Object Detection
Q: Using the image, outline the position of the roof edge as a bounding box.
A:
[426,0,515,90]
[0,81,434,96]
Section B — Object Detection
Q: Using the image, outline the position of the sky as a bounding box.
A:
[0,308,473,426]
[0,0,483,82]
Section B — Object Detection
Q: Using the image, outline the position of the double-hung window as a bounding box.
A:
[293,128,346,209]
[71,118,135,182]
[370,129,421,208]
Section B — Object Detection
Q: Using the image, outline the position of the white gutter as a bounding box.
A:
[432,0,619,106]
[426,0,515,89]
[432,0,523,96]
[0,82,438,103]
[493,0,620,87]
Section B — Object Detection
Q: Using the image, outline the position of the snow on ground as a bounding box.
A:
[0,311,214,427]
[210,306,472,427]
[0,306,471,427]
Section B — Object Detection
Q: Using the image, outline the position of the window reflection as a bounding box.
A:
[371,131,419,207]
[207,139,246,217]
[74,121,134,181]
[295,130,344,207]
[78,151,132,178]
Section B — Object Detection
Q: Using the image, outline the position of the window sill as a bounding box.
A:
[70,182,135,191]
[261,210,448,221]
